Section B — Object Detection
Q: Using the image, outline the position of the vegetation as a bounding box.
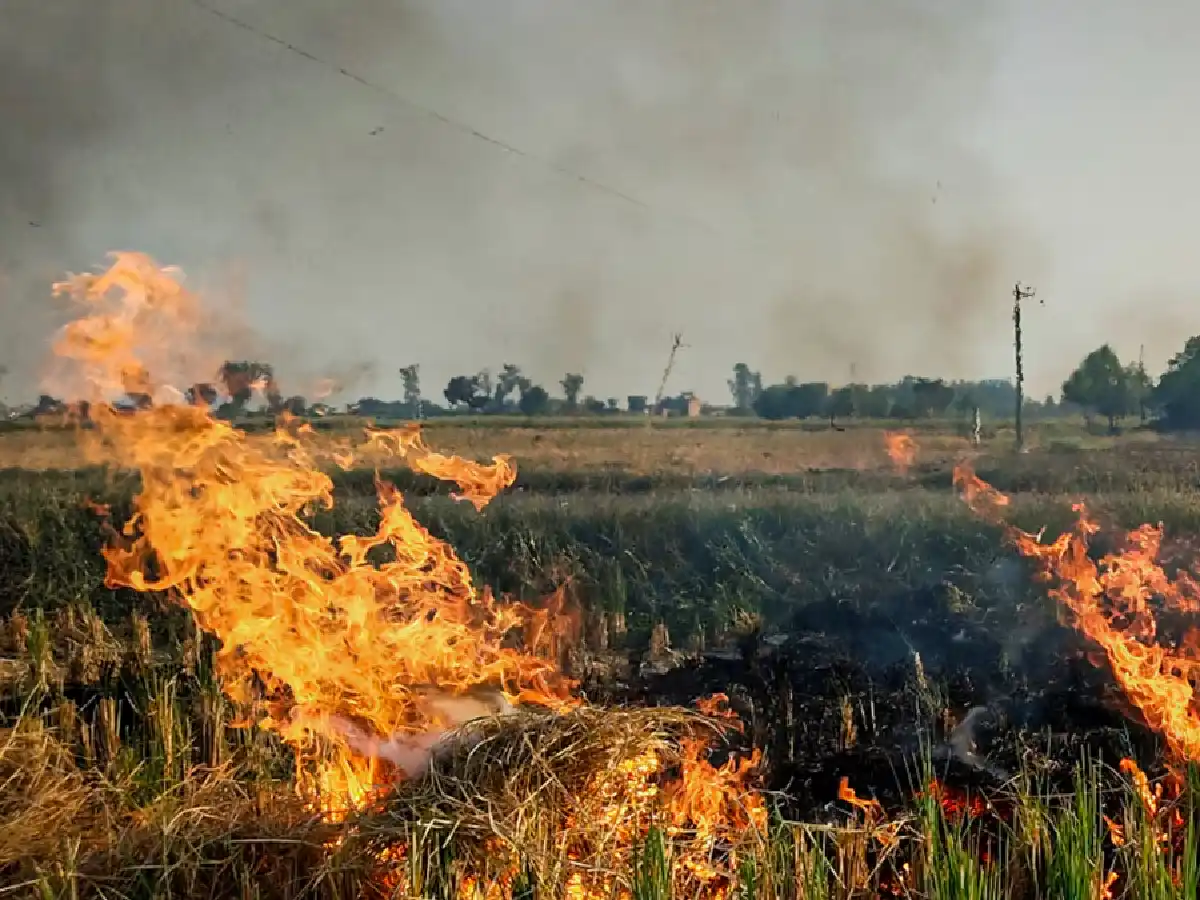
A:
[18,328,1200,432]
[0,418,1199,895]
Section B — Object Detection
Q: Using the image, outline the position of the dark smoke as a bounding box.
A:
[1,0,1038,402]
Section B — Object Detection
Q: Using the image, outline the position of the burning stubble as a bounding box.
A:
[39,254,771,897]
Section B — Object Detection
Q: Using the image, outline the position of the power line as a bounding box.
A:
[188,0,720,237]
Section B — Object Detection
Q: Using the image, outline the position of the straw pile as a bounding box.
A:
[351,704,757,897]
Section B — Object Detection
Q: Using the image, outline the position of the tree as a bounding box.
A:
[33,394,64,416]
[1126,360,1153,423]
[561,373,584,410]
[444,374,489,411]
[1061,344,1137,431]
[752,381,829,420]
[185,383,219,407]
[860,385,893,418]
[219,361,276,409]
[518,384,550,415]
[1152,335,1200,430]
[728,363,762,413]
[494,364,528,408]
[473,369,494,406]
[399,364,421,416]
[753,385,792,421]
[281,395,307,416]
[910,378,956,418]
[827,385,857,420]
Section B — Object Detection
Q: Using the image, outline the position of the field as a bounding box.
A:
[3,413,1200,899]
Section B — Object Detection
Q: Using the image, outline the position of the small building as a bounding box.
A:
[686,395,702,418]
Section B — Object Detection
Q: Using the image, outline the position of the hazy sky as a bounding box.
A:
[1,0,1196,405]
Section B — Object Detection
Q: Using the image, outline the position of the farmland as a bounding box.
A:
[3,405,1200,898]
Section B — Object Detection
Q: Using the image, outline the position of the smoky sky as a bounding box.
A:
[1,0,1192,405]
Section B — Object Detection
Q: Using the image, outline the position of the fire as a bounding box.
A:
[46,254,765,896]
[884,430,917,475]
[838,776,883,821]
[919,778,990,820]
[50,253,574,815]
[954,460,1200,763]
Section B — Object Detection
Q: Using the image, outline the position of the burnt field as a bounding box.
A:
[2,420,1200,898]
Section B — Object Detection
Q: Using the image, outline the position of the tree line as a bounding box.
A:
[383,333,1200,432]
[10,333,1200,432]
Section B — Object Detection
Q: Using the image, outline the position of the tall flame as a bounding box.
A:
[955,461,1200,762]
[49,253,574,813]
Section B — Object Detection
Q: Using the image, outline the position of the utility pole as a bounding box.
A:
[653,332,688,416]
[1012,282,1038,452]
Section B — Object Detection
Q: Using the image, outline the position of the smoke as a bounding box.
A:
[322,686,516,779]
[1,0,1035,402]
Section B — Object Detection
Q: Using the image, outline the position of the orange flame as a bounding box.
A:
[46,254,766,897]
[838,776,883,821]
[919,778,989,820]
[954,460,1200,763]
[49,254,574,815]
[884,431,917,475]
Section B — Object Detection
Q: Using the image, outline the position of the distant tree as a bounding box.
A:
[444,374,489,411]
[280,395,307,416]
[219,361,276,409]
[910,378,956,418]
[117,361,154,409]
[827,385,856,421]
[185,383,219,407]
[753,385,792,421]
[728,363,763,413]
[561,373,584,410]
[1152,335,1200,430]
[494,364,527,408]
[752,381,829,420]
[1061,344,1137,431]
[852,385,889,419]
[399,364,422,416]
[605,397,620,412]
[1127,360,1154,423]
[953,389,977,417]
[627,395,648,414]
[795,382,829,417]
[33,394,64,416]
[518,384,551,415]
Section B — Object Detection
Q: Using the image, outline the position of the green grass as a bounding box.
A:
[2,445,1200,896]
[4,459,1198,645]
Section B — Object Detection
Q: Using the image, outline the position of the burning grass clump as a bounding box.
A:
[352,705,767,898]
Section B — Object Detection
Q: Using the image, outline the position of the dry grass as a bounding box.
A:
[0,714,349,898]
[354,706,745,896]
[0,424,975,475]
